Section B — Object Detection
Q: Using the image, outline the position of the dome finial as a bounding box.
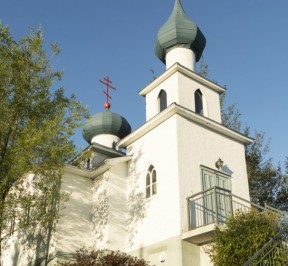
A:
[173,0,185,15]
[99,76,116,110]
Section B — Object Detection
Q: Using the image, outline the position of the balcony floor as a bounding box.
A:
[182,223,226,245]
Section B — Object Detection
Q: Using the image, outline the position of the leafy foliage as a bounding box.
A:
[208,210,285,266]
[0,23,87,264]
[241,124,288,211]
[60,248,151,266]
[220,92,242,132]
[197,56,209,78]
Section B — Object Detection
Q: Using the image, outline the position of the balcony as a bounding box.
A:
[182,186,253,245]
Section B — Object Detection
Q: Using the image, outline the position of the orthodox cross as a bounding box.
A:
[99,76,116,109]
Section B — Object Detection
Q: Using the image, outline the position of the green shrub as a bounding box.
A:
[208,209,282,266]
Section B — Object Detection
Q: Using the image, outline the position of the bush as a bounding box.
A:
[60,248,151,266]
[208,209,282,265]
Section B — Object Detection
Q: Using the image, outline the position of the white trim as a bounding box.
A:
[139,63,226,96]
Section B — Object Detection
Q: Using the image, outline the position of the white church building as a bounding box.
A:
[3,0,254,265]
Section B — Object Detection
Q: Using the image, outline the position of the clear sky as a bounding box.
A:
[1,0,288,166]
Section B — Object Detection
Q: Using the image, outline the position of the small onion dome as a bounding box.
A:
[82,109,131,144]
[154,0,206,63]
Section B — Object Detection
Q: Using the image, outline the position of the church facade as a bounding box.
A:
[3,0,253,265]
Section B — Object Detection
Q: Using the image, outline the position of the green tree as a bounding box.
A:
[60,248,151,266]
[208,209,287,266]
[0,23,87,265]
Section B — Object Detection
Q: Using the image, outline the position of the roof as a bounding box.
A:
[154,0,206,63]
[82,109,131,144]
[65,156,132,179]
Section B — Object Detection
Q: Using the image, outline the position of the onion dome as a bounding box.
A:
[82,109,131,145]
[154,0,206,63]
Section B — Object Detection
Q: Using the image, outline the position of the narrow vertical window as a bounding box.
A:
[146,165,157,198]
[86,158,91,170]
[195,89,203,115]
[158,90,167,112]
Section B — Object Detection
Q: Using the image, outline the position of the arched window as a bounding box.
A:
[195,89,203,115]
[146,165,157,198]
[158,90,167,112]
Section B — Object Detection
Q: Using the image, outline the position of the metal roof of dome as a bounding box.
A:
[154,0,206,63]
[82,109,131,144]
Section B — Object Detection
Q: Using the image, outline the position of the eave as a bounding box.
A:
[69,142,126,165]
[117,103,253,148]
[65,156,131,179]
[139,63,226,96]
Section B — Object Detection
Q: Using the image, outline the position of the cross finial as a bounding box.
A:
[99,76,116,109]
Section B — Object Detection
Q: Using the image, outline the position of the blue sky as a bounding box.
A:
[1,0,288,166]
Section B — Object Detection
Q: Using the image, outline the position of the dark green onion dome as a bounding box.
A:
[154,0,206,63]
[82,109,131,144]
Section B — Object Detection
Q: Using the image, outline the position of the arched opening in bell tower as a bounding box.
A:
[195,89,203,115]
[158,89,167,112]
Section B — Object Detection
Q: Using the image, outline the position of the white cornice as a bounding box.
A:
[117,103,253,148]
[139,63,226,96]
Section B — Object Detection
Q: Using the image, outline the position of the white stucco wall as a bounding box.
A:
[91,163,128,251]
[177,73,222,123]
[126,116,182,251]
[91,134,120,148]
[145,73,179,120]
[175,114,250,233]
[123,111,250,265]
[55,172,93,258]
[145,71,222,123]
[107,163,128,250]
[166,48,195,71]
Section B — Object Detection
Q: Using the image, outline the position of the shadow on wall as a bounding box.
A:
[11,242,20,266]
[5,208,57,266]
[222,165,233,176]
[56,174,94,257]
[3,172,62,266]
[126,145,146,249]
[92,173,109,248]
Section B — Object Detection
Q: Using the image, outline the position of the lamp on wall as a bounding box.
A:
[215,158,224,170]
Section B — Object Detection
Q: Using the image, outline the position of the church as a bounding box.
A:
[4,0,254,265]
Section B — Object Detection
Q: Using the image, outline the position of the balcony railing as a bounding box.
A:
[187,186,266,230]
[186,186,288,259]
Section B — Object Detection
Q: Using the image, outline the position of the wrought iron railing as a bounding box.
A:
[187,186,270,230]
[187,187,288,265]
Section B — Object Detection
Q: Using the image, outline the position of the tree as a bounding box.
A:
[208,209,287,265]
[60,248,151,266]
[0,23,87,265]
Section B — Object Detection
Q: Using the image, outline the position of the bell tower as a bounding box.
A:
[141,0,223,123]
[118,1,252,265]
